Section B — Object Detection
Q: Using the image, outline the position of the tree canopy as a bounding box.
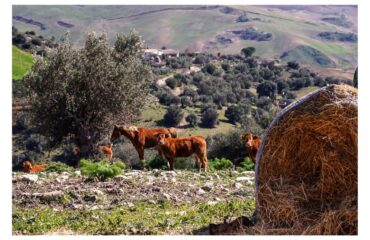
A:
[24,31,151,156]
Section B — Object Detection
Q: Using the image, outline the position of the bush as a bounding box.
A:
[256,81,276,99]
[201,107,219,128]
[203,63,217,75]
[163,106,184,126]
[186,113,199,127]
[206,130,246,164]
[80,159,125,181]
[144,156,167,170]
[209,158,234,170]
[45,161,74,173]
[287,61,300,69]
[166,77,180,89]
[225,104,250,124]
[238,157,255,171]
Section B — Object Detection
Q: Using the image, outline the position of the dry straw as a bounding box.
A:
[210,85,357,235]
[254,84,357,234]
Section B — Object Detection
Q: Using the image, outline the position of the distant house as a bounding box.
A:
[161,49,179,58]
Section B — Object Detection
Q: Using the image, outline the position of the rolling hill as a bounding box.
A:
[12,5,357,71]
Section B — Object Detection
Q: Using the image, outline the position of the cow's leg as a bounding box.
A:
[157,146,164,158]
[195,155,201,172]
[134,146,145,169]
[168,157,175,171]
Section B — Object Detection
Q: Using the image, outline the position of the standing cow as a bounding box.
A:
[240,132,261,164]
[156,133,208,172]
[110,125,177,161]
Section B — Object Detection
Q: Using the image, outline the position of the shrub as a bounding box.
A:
[163,106,184,126]
[225,104,250,124]
[201,107,219,128]
[186,113,199,127]
[203,63,217,75]
[238,157,255,171]
[80,159,125,181]
[144,156,167,170]
[287,61,300,69]
[45,161,74,173]
[209,158,234,170]
[166,77,180,89]
[256,81,276,99]
[206,130,246,164]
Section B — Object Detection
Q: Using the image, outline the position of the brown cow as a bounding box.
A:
[240,132,261,164]
[110,125,177,161]
[156,133,208,172]
[99,143,113,160]
[23,160,47,174]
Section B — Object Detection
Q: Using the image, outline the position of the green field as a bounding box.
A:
[12,5,357,69]
[12,46,33,80]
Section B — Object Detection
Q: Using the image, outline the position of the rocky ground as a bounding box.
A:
[12,169,256,235]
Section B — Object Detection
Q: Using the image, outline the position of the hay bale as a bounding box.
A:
[254,85,357,234]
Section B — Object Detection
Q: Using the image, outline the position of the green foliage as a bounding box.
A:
[12,46,34,80]
[13,199,255,235]
[80,159,125,181]
[185,113,199,127]
[24,31,151,154]
[45,161,74,173]
[206,130,246,162]
[201,107,219,128]
[256,81,277,99]
[209,158,234,170]
[144,156,167,170]
[241,47,256,58]
[225,104,250,124]
[163,106,184,127]
[166,77,180,89]
[238,157,255,171]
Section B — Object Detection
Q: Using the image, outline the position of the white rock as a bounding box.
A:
[246,179,254,186]
[170,177,176,183]
[159,193,171,200]
[127,202,135,208]
[74,170,81,176]
[197,188,206,195]
[92,189,104,195]
[236,177,249,182]
[202,181,213,191]
[234,182,243,189]
[20,174,38,183]
[207,201,218,206]
[113,175,127,181]
[125,171,139,176]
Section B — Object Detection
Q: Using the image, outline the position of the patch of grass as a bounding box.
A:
[45,161,75,173]
[12,46,33,80]
[237,157,255,171]
[80,159,125,181]
[144,156,167,170]
[209,158,234,170]
[12,199,255,235]
[293,86,320,99]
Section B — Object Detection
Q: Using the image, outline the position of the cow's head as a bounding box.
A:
[156,133,172,145]
[111,125,121,142]
[23,160,33,172]
[241,132,255,147]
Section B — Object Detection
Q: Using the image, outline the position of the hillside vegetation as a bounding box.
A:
[12,5,357,69]
[12,46,33,80]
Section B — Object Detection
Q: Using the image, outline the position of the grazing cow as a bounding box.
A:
[99,143,113,160]
[240,132,261,164]
[110,125,177,161]
[156,133,208,171]
[23,160,47,174]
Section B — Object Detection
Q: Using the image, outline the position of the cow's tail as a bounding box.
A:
[168,127,177,138]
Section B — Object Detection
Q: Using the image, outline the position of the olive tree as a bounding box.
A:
[24,31,151,157]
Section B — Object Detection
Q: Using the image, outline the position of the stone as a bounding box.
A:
[197,188,206,195]
[207,201,218,206]
[234,182,243,189]
[39,190,64,201]
[236,177,249,182]
[113,175,127,181]
[202,181,213,191]
[20,174,38,183]
[159,193,171,200]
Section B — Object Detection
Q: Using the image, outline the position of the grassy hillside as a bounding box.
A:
[12,5,357,69]
[12,46,33,80]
